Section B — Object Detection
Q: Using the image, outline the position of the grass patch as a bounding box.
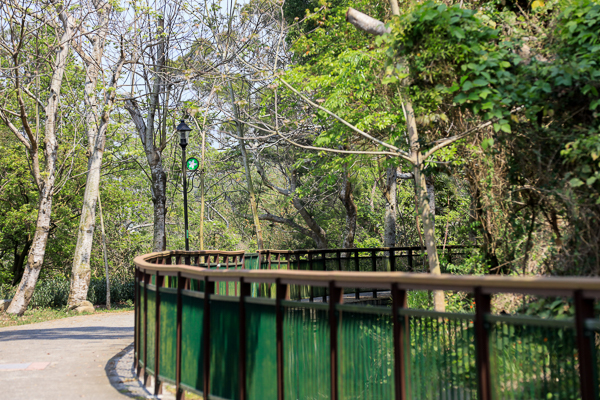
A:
[0,303,134,328]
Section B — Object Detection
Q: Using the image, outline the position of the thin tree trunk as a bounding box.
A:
[404,97,445,311]
[8,192,54,314]
[383,166,397,248]
[229,82,264,250]
[68,146,103,307]
[339,171,357,249]
[413,164,444,311]
[199,129,206,250]
[6,9,73,315]
[68,2,125,306]
[151,167,168,251]
[124,17,167,252]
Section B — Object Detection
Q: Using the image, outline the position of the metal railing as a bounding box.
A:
[199,246,473,300]
[133,249,600,400]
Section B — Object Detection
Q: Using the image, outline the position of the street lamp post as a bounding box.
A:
[177,120,192,251]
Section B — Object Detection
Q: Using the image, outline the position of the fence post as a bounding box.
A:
[329,281,343,400]
[276,278,289,400]
[239,278,251,400]
[176,272,187,400]
[322,251,328,303]
[390,249,396,272]
[371,250,377,298]
[306,251,315,303]
[134,268,139,373]
[574,290,597,400]
[354,250,359,300]
[154,270,164,395]
[143,271,150,385]
[392,283,408,400]
[407,249,413,271]
[474,287,492,400]
[203,276,215,399]
[337,250,342,271]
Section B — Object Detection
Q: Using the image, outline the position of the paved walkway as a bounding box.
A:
[0,311,172,400]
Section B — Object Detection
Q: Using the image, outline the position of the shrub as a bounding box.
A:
[0,278,134,308]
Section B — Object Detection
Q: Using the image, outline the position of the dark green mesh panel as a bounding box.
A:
[489,316,579,399]
[594,325,600,398]
[406,311,477,399]
[284,302,330,400]
[138,282,145,366]
[244,255,261,297]
[338,306,394,399]
[159,289,178,382]
[181,292,205,392]
[145,286,156,373]
[246,300,278,400]
[210,297,240,400]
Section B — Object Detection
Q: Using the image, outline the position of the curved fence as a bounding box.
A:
[133,249,600,400]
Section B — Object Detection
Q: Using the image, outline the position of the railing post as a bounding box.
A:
[371,250,377,298]
[474,287,492,400]
[239,278,251,400]
[354,250,359,300]
[574,290,597,400]
[308,252,314,302]
[329,281,343,400]
[276,278,289,400]
[134,268,139,373]
[392,283,408,400]
[154,270,164,395]
[176,272,187,400]
[143,270,150,385]
[337,250,342,272]
[390,249,396,272]
[322,251,327,303]
[203,276,215,399]
[407,249,413,271]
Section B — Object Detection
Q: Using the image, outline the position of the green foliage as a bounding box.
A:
[0,278,134,308]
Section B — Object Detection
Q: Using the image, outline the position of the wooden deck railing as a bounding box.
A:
[133,249,600,400]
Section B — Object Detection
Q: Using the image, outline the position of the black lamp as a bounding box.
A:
[177,119,192,251]
[177,119,192,147]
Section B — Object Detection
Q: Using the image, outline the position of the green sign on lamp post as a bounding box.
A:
[186,157,199,171]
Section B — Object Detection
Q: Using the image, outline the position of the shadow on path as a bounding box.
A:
[0,325,133,342]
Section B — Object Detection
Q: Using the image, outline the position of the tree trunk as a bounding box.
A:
[229,83,264,250]
[6,9,73,315]
[67,148,103,307]
[404,96,445,311]
[68,2,124,306]
[339,172,357,249]
[7,191,54,314]
[151,166,168,251]
[383,166,397,248]
[413,164,444,311]
[290,171,328,249]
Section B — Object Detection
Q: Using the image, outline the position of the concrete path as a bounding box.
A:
[0,311,171,400]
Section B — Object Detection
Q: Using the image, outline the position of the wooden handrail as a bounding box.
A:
[134,251,600,297]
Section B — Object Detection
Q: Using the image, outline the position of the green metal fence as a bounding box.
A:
[133,250,600,400]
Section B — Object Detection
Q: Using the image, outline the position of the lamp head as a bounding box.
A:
[177,119,192,146]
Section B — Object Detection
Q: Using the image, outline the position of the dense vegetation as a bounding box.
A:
[0,0,597,313]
